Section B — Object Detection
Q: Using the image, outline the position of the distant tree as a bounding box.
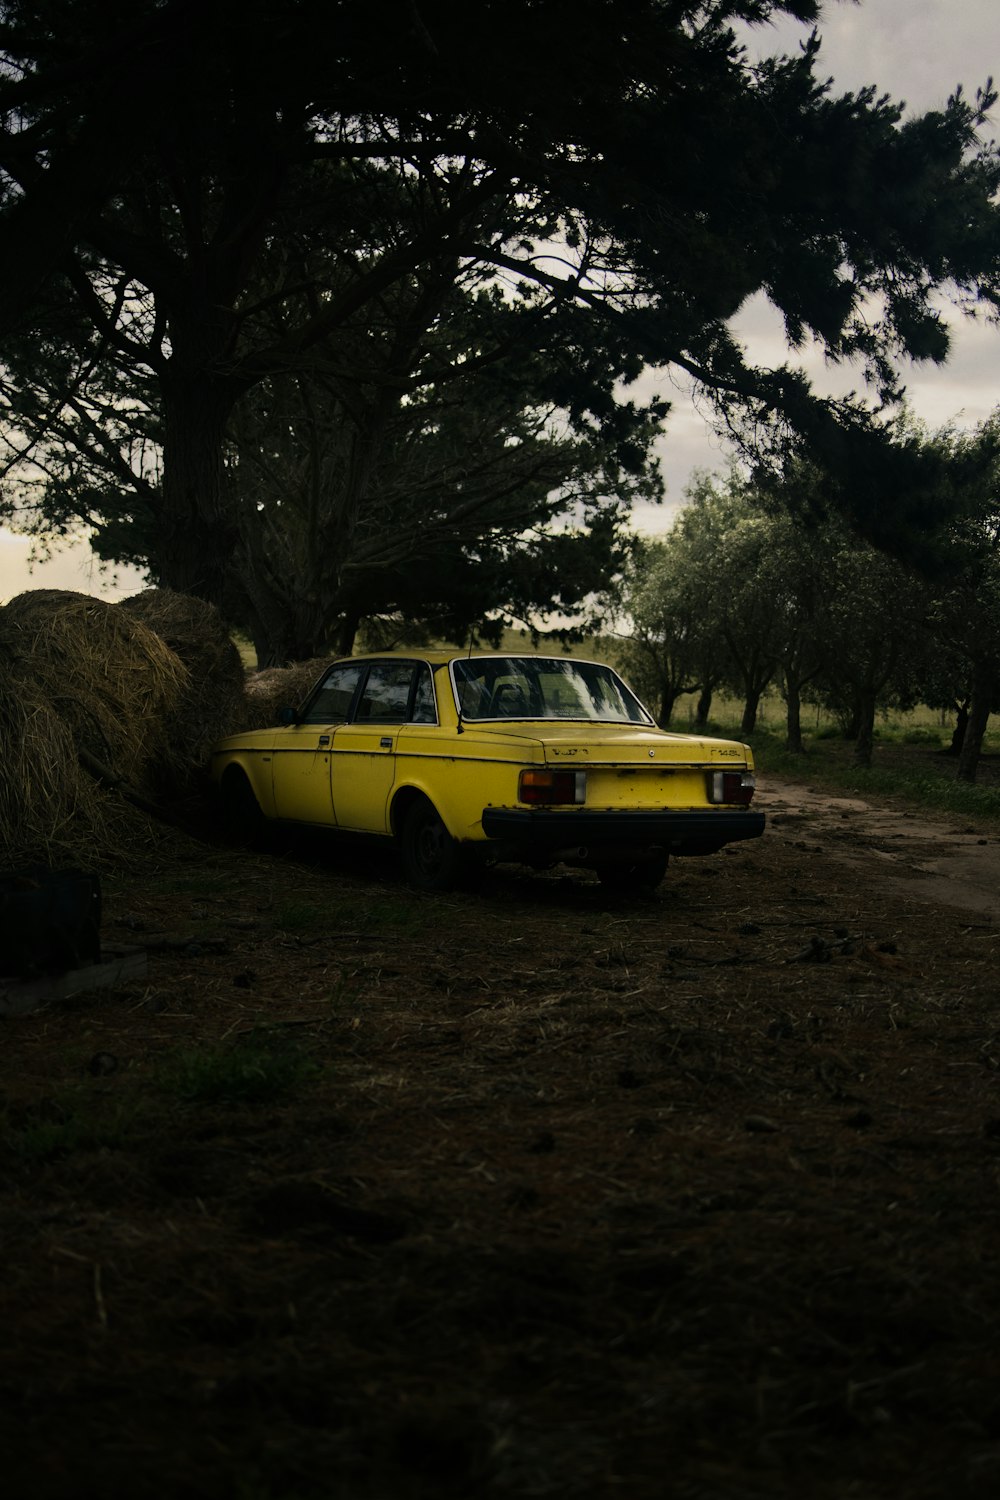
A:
[617,539,706,726]
[713,524,782,735]
[808,539,929,765]
[756,517,828,754]
[920,418,1000,782]
[659,474,787,735]
[618,473,786,735]
[917,639,974,757]
[620,465,939,759]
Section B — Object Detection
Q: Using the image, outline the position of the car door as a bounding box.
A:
[332,660,434,832]
[271,662,365,823]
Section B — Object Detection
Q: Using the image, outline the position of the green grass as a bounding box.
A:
[273,894,425,935]
[2,1095,142,1162]
[662,687,1000,824]
[333,896,425,932]
[272,898,326,932]
[670,686,997,737]
[2,1034,323,1163]
[739,724,1000,825]
[159,1033,320,1106]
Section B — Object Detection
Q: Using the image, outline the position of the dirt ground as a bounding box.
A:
[2,772,1000,1500]
[761,778,1000,916]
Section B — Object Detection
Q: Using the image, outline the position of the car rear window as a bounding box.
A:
[452,657,651,724]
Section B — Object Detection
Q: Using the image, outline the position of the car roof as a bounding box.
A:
[333,649,603,666]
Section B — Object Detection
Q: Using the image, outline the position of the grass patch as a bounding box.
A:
[274,894,425,935]
[743,726,1000,824]
[2,1095,141,1162]
[671,688,1000,745]
[159,1033,320,1105]
[273,898,326,932]
[900,727,946,746]
[334,896,425,933]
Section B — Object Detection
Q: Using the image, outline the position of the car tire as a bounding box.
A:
[400,797,467,892]
[596,850,669,891]
[220,768,266,844]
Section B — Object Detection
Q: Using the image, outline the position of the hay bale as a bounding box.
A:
[0,676,163,884]
[0,590,190,865]
[0,590,189,782]
[117,589,248,783]
[0,682,93,863]
[244,658,332,728]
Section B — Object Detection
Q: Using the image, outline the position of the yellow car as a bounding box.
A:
[211,651,764,891]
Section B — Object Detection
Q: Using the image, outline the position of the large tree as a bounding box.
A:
[0,241,659,661]
[221,308,650,663]
[2,0,999,623]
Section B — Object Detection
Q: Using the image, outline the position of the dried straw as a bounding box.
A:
[243,658,332,728]
[116,589,248,785]
[0,590,189,864]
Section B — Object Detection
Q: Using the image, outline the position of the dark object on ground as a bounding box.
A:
[0,865,101,979]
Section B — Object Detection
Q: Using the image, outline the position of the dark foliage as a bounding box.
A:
[2,2,999,657]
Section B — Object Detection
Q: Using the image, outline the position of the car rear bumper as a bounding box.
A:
[479,807,765,856]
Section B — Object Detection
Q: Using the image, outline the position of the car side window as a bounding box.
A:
[302,663,364,723]
[355,662,420,723]
[410,664,436,723]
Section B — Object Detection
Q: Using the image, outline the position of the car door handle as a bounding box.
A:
[318,735,331,746]
[380,737,393,749]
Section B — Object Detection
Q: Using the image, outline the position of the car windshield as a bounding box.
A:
[452,656,652,724]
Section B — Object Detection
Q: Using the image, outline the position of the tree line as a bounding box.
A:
[617,421,1000,783]
[2,1,999,665]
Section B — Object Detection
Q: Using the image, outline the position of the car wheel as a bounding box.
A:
[596,851,669,891]
[220,768,266,844]
[400,797,466,892]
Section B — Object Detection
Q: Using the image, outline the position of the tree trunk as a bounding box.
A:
[233,525,348,666]
[784,678,805,754]
[657,686,680,727]
[853,694,877,766]
[695,684,713,729]
[740,688,761,736]
[946,700,970,757]
[250,634,319,670]
[335,615,360,656]
[957,671,995,783]
[157,375,237,607]
[843,710,861,739]
[248,618,341,669]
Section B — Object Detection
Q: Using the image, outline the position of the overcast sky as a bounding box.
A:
[633,0,1000,529]
[1,0,998,599]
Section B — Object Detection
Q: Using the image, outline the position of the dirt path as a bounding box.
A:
[758,776,1000,916]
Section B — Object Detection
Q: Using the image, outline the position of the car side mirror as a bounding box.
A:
[277,705,297,725]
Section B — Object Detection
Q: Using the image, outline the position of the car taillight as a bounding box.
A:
[707,770,756,805]
[519,768,586,805]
